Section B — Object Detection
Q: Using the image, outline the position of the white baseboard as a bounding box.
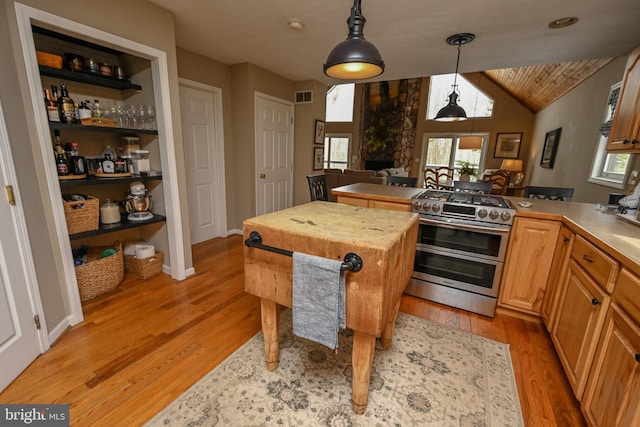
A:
[47,316,73,347]
[227,228,242,236]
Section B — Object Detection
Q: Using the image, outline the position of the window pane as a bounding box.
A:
[427,74,494,120]
[602,153,630,176]
[326,84,355,122]
[324,135,351,170]
[453,138,482,179]
[425,138,452,167]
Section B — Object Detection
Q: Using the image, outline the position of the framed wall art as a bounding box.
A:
[314,119,325,145]
[493,132,522,158]
[540,128,562,168]
[313,147,324,170]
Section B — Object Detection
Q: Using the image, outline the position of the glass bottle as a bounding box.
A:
[44,89,60,122]
[53,130,69,176]
[58,82,76,124]
[70,142,86,175]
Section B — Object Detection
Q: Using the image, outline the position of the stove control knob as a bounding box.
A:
[422,203,431,212]
[413,201,422,211]
[432,204,441,212]
[489,210,499,220]
[477,209,488,218]
[501,211,512,222]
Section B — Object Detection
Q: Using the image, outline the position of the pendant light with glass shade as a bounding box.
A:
[435,33,475,121]
[323,0,385,80]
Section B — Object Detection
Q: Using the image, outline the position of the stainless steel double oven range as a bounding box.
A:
[405,190,516,317]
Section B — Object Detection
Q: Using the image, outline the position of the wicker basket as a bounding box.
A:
[124,251,163,279]
[75,242,124,301]
[64,196,99,235]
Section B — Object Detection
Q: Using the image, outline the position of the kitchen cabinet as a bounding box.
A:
[551,235,619,400]
[581,302,640,427]
[541,225,575,331]
[607,46,640,153]
[331,183,422,212]
[498,217,560,315]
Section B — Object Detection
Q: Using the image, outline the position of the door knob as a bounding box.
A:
[259,173,266,179]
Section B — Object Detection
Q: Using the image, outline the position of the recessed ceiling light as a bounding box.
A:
[549,16,579,29]
[288,19,303,31]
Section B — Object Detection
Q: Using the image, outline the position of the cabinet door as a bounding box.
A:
[607,47,640,152]
[541,226,575,331]
[581,304,640,427]
[499,217,560,315]
[551,259,610,399]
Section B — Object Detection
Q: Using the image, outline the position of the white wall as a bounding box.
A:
[529,56,640,203]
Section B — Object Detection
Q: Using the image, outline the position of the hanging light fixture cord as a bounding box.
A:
[452,40,462,94]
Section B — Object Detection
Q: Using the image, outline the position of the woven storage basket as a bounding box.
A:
[75,242,124,301]
[124,251,163,279]
[64,196,99,235]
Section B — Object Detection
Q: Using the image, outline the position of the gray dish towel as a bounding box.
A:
[292,252,345,350]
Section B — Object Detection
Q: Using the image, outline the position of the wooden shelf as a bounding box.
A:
[49,122,157,135]
[39,65,142,91]
[59,174,162,188]
[69,214,166,241]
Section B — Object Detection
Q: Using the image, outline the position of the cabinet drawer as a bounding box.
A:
[615,269,640,324]
[571,235,619,292]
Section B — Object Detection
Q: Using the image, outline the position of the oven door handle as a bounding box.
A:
[419,217,511,234]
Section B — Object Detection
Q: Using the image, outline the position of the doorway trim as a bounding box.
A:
[0,95,48,352]
[14,3,188,329]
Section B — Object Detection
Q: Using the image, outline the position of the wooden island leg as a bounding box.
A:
[380,299,401,349]
[351,330,376,415]
[260,298,280,371]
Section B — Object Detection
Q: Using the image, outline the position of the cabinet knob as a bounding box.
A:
[632,139,638,145]
[591,298,601,306]
[563,236,570,243]
[636,353,640,363]
[623,139,631,144]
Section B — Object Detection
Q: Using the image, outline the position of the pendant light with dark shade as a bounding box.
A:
[323,0,385,80]
[435,33,475,121]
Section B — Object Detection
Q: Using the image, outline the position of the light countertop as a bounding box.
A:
[331,183,424,204]
[507,196,640,273]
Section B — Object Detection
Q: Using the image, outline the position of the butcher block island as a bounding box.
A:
[243,201,419,414]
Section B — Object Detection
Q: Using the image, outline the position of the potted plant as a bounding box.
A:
[456,161,477,181]
[365,118,397,153]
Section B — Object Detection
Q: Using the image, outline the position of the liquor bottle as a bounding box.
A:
[53,130,69,176]
[50,85,59,103]
[58,82,76,124]
[44,89,60,122]
[69,142,86,175]
[92,99,103,118]
[77,101,92,119]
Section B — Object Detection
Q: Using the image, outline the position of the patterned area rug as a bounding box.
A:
[146,311,523,426]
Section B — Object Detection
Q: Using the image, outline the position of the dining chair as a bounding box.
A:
[524,186,575,201]
[481,170,510,195]
[453,181,492,194]
[424,167,454,190]
[386,176,418,187]
[306,174,328,201]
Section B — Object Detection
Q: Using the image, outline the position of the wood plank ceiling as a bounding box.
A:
[483,58,615,113]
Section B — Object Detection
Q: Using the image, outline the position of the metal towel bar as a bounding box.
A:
[244,231,363,272]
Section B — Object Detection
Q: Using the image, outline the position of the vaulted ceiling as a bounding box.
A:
[148,0,640,111]
[484,58,615,112]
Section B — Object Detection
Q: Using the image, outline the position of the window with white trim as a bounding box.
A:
[324,134,351,170]
[589,81,632,189]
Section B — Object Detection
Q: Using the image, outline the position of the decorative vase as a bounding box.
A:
[460,174,470,182]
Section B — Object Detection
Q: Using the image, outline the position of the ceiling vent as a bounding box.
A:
[295,90,313,104]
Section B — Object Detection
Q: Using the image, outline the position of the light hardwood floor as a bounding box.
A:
[1,235,586,426]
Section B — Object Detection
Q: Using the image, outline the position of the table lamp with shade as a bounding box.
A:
[500,159,523,185]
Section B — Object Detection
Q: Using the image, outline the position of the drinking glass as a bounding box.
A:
[136,105,146,130]
[145,105,156,130]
